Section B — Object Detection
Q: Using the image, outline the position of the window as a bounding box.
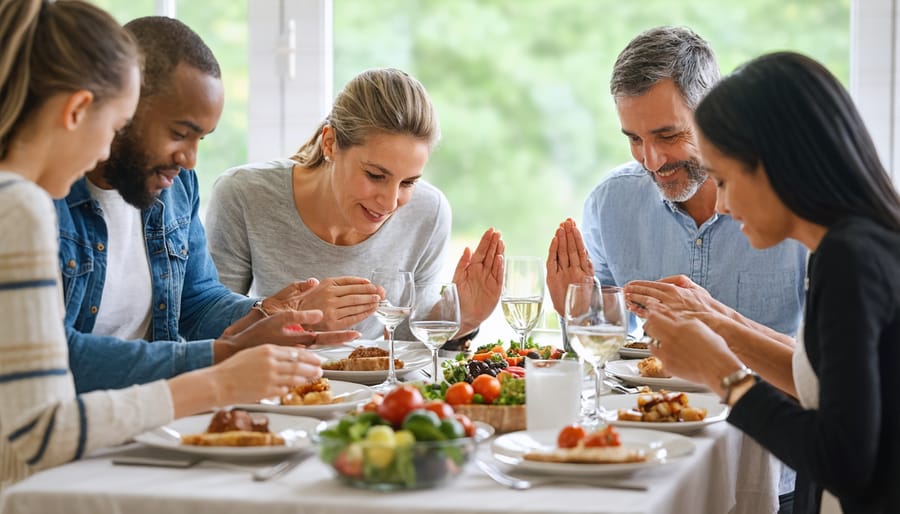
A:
[332,0,852,259]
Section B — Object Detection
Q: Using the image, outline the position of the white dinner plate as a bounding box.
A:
[617,346,651,359]
[314,340,432,385]
[490,427,694,476]
[606,359,710,392]
[134,413,324,460]
[232,380,373,419]
[600,392,727,434]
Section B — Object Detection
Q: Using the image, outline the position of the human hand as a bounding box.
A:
[214,310,359,362]
[642,304,743,394]
[623,275,729,318]
[209,344,323,405]
[221,278,320,337]
[452,228,504,335]
[288,276,383,331]
[546,218,594,316]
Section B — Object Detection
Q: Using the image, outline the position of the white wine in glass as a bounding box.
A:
[370,269,415,393]
[565,283,627,428]
[501,256,545,351]
[409,283,460,385]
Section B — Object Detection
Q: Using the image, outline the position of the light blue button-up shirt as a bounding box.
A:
[582,162,807,335]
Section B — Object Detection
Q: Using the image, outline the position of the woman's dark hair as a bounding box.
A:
[695,51,900,232]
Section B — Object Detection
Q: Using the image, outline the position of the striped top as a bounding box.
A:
[0,172,173,490]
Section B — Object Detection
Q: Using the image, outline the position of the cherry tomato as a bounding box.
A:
[360,394,383,413]
[454,413,476,437]
[376,385,424,427]
[444,382,475,406]
[583,426,620,447]
[422,400,455,419]
[471,374,501,404]
[556,424,586,448]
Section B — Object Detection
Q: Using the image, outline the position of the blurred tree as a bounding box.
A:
[334,0,850,257]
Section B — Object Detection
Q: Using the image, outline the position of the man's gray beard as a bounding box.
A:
[649,161,708,203]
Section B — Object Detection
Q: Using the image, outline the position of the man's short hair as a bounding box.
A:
[124,16,221,97]
[610,26,720,110]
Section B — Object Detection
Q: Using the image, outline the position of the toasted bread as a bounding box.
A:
[524,445,646,464]
[181,430,285,447]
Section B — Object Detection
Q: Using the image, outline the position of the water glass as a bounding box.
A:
[525,359,583,431]
[409,283,460,385]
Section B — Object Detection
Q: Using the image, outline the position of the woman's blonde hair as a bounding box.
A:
[0,0,139,158]
[291,68,440,168]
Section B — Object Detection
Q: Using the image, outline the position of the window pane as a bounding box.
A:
[334,0,851,259]
[89,0,155,24]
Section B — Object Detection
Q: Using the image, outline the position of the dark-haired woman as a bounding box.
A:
[644,51,900,514]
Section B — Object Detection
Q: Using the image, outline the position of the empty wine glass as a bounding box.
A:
[565,282,627,427]
[501,256,545,352]
[370,269,415,393]
[408,283,460,386]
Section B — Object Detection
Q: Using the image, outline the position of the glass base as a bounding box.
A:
[370,375,402,394]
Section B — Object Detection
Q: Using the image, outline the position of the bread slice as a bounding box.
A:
[181,431,285,447]
[523,445,646,464]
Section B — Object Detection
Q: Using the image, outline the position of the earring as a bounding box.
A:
[324,155,332,163]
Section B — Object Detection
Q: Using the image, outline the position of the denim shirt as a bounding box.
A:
[55,170,255,393]
[582,162,807,335]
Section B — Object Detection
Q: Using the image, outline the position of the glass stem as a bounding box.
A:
[593,364,603,416]
[431,348,439,387]
[386,327,397,383]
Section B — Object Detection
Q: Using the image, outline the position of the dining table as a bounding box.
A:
[0,403,780,514]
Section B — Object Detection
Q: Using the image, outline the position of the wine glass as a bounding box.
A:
[565,282,627,427]
[408,283,460,386]
[370,269,415,392]
[501,256,545,352]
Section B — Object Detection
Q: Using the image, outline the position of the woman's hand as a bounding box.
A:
[214,310,359,363]
[284,276,383,331]
[643,304,744,395]
[623,275,731,318]
[546,218,594,316]
[453,228,504,335]
[209,344,323,405]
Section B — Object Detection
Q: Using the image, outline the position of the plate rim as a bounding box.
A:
[606,359,710,392]
[599,392,728,433]
[231,380,374,416]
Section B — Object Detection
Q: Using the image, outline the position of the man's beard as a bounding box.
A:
[647,159,708,203]
[102,130,171,210]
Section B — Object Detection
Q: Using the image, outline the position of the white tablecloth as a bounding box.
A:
[0,421,778,514]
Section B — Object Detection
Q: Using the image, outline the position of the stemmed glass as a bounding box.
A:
[408,283,460,386]
[565,282,627,427]
[370,269,415,393]
[501,256,545,352]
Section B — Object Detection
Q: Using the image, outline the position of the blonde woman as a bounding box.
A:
[0,0,321,489]
[207,68,503,345]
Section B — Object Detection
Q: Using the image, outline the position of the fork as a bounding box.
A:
[476,459,647,491]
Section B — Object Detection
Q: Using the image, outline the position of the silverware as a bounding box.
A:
[476,459,647,491]
[252,451,311,481]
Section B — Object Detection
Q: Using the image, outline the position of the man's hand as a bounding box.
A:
[453,228,504,336]
[546,218,594,316]
[213,310,359,363]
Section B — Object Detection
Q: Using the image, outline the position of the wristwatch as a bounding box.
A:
[720,366,756,405]
[251,298,271,318]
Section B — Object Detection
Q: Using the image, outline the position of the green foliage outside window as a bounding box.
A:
[334,0,850,257]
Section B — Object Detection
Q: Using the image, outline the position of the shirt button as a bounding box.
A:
[96,243,105,252]
[158,303,166,311]
[90,306,98,314]
[695,238,702,246]
[181,248,187,256]
[67,259,76,269]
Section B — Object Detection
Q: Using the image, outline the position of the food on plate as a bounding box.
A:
[523,425,647,464]
[181,409,285,446]
[624,340,649,350]
[322,346,405,371]
[637,356,671,378]
[441,338,563,384]
[616,389,708,422]
[279,377,343,405]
